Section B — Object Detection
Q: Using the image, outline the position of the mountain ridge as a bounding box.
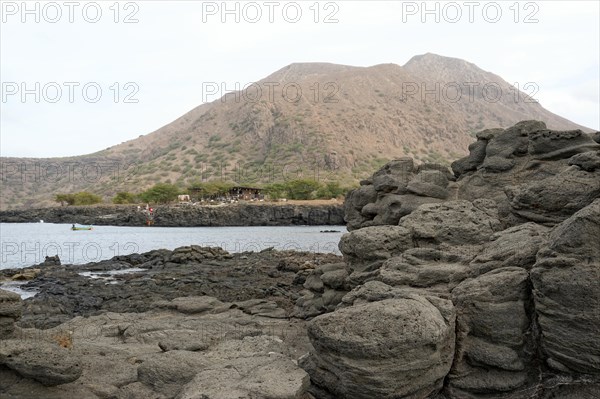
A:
[0,53,595,210]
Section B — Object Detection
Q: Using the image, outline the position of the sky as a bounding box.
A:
[1,0,599,158]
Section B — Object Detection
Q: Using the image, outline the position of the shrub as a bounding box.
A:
[263,183,287,200]
[112,192,138,204]
[55,194,75,206]
[73,192,103,205]
[315,181,347,199]
[55,192,102,206]
[285,179,322,200]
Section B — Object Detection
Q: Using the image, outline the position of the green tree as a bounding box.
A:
[263,183,287,200]
[139,183,180,204]
[112,192,138,204]
[285,179,322,200]
[315,181,346,199]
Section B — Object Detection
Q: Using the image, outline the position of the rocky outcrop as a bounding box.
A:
[344,158,453,230]
[454,122,600,226]
[1,247,341,330]
[346,122,600,231]
[505,156,600,225]
[304,123,600,398]
[0,203,345,227]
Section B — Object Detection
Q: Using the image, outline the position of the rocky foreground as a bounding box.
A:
[0,248,341,398]
[1,120,599,398]
[0,202,344,227]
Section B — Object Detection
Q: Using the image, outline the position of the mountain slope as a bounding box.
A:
[0,53,594,210]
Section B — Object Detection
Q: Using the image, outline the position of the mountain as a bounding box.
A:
[0,53,594,210]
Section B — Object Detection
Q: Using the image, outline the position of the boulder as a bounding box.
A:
[453,121,593,227]
[505,165,600,224]
[343,185,378,230]
[371,194,406,225]
[406,170,450,199]
[344,158,453,230]
[303,294,455,398]
[293,263,349,318]
[469,222,549,275]
[338,225,413,273]
[0,339,83,386]
[40,255,61,266]
[378,255,470,293]
[399,200,502,247]
[369,194,445,226]
[320,268,348,290]
[479,156,516,172]
[292,290,325,319]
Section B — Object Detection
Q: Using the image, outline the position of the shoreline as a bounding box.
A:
[0,202,345,227]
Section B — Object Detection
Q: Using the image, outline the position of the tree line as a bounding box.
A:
[54,179,351,206]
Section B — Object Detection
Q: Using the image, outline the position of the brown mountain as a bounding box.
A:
[0,53,593,210]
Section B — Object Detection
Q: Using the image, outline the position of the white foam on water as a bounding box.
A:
[1,281,39,299]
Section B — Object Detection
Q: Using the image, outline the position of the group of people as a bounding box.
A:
[137,204,153,215]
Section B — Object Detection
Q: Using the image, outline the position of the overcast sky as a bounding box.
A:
[1,0,598,158]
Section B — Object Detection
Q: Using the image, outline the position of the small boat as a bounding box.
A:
[71,226,93,231]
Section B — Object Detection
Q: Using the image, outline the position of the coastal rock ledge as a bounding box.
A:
[0,203,344,227]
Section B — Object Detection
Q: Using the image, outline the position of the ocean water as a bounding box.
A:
[0,223,347,270]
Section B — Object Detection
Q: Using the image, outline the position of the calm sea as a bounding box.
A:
[0,223,347,270]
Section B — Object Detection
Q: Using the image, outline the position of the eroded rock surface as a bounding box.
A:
[306,122,600,398]
[531,199,600,375]
[302,294,455,399]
